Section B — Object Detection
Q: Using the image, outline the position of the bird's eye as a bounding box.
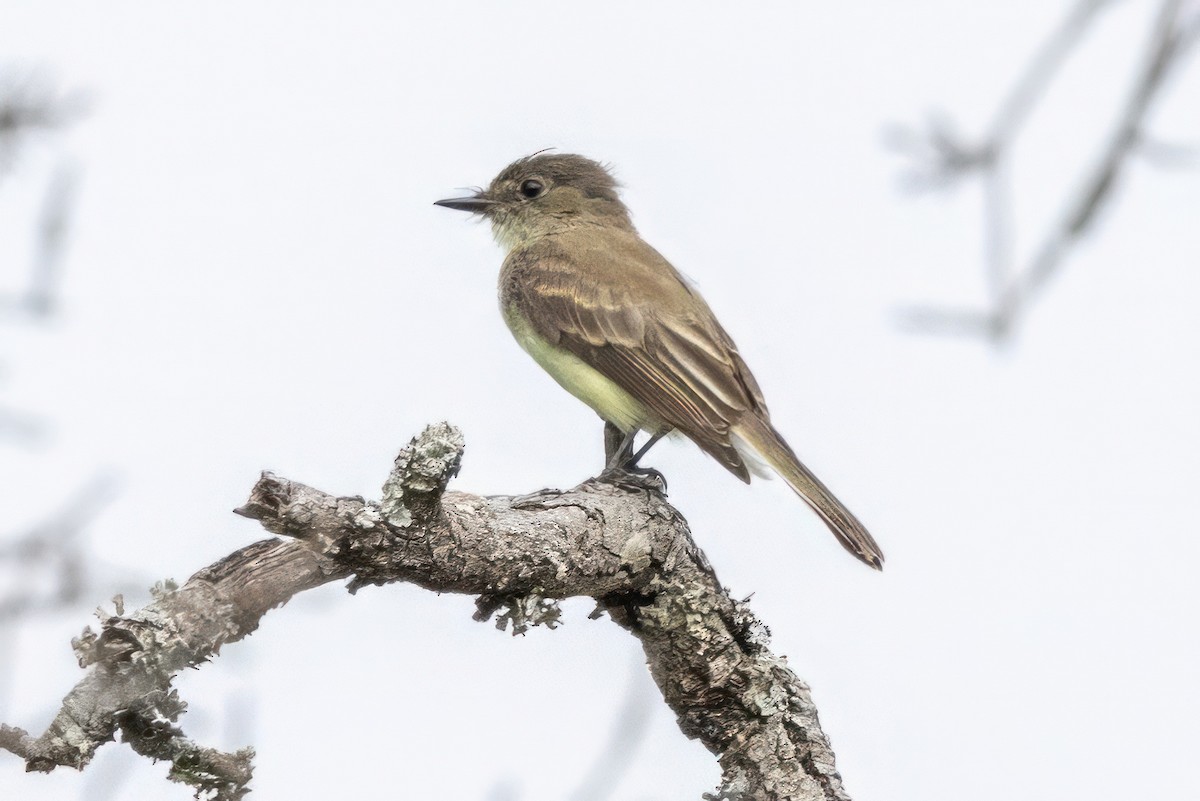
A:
[520,179,544,199]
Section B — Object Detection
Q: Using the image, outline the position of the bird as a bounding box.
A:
[435,152,883,569]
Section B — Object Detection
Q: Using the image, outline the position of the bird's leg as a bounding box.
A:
[620,430,668,489]
[597,427,668,492]
[627,431,665,468]
[604,422,633,465]
[603,421,634,469]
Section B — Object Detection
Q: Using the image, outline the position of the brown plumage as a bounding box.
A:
[500,229,761,480]
[436,153,884,569]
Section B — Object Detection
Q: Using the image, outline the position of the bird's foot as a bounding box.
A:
[597,424,668,492]
[594,464,668,493]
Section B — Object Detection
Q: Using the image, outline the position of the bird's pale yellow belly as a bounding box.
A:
[503,305,656,434]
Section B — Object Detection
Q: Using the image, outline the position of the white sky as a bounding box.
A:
[1,2,1198,800]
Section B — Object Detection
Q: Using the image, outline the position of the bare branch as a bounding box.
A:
[0,473,122,621]
[0,70,88,177]
[995,0,1193,327]
[22,160,81,317]
[0,406,45,445]
[0,69,88,319]
[893,0,1198,341]
[567,654,658,801]
[1136,135,1200,167]
[1,425,853,801]
[884,1,1116,192]
[988,0,1119,148]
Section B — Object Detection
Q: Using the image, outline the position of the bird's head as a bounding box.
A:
[435,152,632,250]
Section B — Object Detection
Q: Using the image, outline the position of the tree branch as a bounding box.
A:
[0,473,123,621]
[1,424,852,801]
[0,68,88,319]
[890,0,1198,341]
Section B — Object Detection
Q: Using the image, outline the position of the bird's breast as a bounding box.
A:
[502,304,656,434]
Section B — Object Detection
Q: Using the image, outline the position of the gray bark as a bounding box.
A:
[0,423,852,801]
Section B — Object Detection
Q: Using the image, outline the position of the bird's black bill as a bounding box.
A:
[433,195,495,213]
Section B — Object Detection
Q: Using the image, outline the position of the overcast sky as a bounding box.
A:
[1,2,1198,800]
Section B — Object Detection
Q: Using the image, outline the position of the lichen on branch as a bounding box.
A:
[1,424,852,801]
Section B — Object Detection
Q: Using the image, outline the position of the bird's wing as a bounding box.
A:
[502,236,765,481]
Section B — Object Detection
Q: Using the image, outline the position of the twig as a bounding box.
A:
[0,473,122,621]
[990,0,1119,148]
[891,0,1198,341]
[885,0,1116,191]
[567,652,658,801]
[0,407,45,445]
[22,160,81,317]
[0,69,88,319]
[0,70,87,177]
[0,424,853,801]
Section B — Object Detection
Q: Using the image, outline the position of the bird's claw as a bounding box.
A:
[594,465,668,493]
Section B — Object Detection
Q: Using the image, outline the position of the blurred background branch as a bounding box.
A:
[0,67,87,442]
[0,68,87,320]
[0,472,122,622]
[887,0,1198,342]
[564,656,657,801]
[0,66,133,734]
[484,653,658,801]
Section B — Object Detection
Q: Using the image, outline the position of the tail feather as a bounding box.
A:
[732,416,884,570]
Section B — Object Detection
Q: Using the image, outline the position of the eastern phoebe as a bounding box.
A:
[436,153,883,569]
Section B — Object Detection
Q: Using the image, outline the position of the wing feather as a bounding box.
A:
[501,232,762,480]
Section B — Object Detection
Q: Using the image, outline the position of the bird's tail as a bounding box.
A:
[732,415,884,570]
